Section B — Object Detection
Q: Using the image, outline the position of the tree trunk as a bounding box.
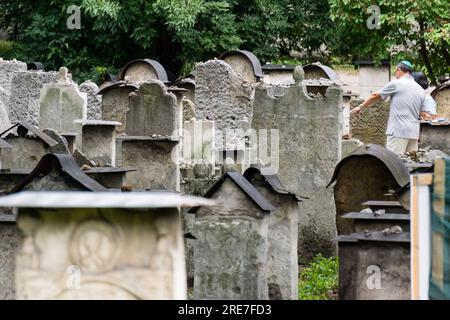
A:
[419,20,436,85]
[442,44,450,66]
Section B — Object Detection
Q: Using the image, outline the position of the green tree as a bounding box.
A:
[329,0,450,84]
[0,0,333,82]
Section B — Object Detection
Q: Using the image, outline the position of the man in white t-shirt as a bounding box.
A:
[351,61,426,154]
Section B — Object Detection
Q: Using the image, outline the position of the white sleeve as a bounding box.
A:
[379,80,399,100]
[421,95,437,115]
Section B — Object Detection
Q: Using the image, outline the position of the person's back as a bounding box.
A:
[383,74,426,140]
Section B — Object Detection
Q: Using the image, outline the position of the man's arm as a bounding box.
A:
[350,92,382,115]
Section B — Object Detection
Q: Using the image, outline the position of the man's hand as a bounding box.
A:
[350,105,363,116]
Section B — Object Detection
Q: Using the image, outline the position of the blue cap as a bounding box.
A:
[399,60,413,69]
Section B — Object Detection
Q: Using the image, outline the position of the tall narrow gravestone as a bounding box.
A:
[190,172,274,300]
[39,67,87,135]
[194,60,255,149]
[99,83,138,135]
[251,66,342,258]
[121,80,180,191]
[0,191,214,300]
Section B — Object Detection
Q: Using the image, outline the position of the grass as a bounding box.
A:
[298,254,338,300]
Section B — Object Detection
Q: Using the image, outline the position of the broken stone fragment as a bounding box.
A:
[360,208,373,214]
[374,209,385,216]
[382,225,403,235]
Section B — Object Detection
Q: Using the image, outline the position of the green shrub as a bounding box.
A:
[298,254,338,300]
[0,40,14,59]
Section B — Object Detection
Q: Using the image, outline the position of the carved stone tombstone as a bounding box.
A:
[251,66,342,258]
[194,60,254,149]
[76,120,120,166]
[126,81,179,137]
[243,167,299,300]
[337,232,410,299]
[190,172,274,300]
[121,80,180,191]
[99,83,138,135]
[0,211,18,300]
[118,59,168,83]
[1,122,60,170]
[328,144,410,235]
[431,81,450,119]
[0,191,214,299]
[39,67,87,135]
[219,50,263,83]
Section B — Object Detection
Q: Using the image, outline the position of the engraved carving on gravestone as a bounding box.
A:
[126,80,179,137]
[69,219,124,273]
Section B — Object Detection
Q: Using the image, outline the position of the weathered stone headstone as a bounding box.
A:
[120,137,179,191]
[76,120,120,166]
[431,82,450,119]
[99,83,138,135]
[119,59,168,83]
[350,97,390,145]
[191,172,274,299]
[10,153,107,192]
[79,80,102,120]
[243,167,299,300]
[39,67,87,135]
[8,70,59,125]
[0,59,27,110]
[219,50,263,83]
[337,232,410,299]
[354,61,391,98]
[0,191,214,299]
[251,66,342,258]
[1,122,59,170]
[195,60,254,149]
[126,81,180,137]
[328,144,409,235]
[120,80,180,191]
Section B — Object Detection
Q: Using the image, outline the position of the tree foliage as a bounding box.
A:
[329,0,450,84]
[0,0,333,81]
[1,1,447,83]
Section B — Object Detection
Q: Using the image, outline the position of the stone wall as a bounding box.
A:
[350,98,390,146]
[0,59,27,111]
[8,71,59,125]
[79,81,102,120]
